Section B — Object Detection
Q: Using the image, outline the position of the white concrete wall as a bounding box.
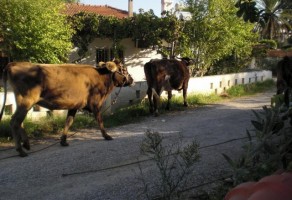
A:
[106,70,273,113]
[187,70,272,95]
[0,70,273,119]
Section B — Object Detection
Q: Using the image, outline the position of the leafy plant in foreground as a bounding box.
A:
[138,130,200,200]
[223,100,292,186]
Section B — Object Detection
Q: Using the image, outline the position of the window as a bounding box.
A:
[96,48,124,64]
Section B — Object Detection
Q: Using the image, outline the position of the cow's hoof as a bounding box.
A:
[22,141,30,150]
[17,148,28,157]
[104,135,113,140]
[60,135,69,146]
[60,140,69,146]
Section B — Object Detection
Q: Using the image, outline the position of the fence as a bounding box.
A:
[0,70,272,119]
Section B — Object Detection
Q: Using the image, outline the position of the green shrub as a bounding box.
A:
[259,39,277,49]
[222,103,292,186]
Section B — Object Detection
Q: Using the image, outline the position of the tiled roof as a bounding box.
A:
[65,3,129,19]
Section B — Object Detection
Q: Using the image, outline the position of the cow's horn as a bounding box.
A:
[105,61,118,72]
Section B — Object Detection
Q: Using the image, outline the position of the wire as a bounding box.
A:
[61,135,252,177]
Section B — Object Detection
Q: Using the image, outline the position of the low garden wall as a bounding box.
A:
[109,70,273,112]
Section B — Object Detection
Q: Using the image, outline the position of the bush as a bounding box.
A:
[259,39,277,49]
[223,102,292,186]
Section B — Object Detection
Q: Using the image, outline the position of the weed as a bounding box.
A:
[138,130,200,200]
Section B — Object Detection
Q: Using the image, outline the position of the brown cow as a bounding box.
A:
[276,56,292,106]
[144,58,191,116]
[0,60,134,157]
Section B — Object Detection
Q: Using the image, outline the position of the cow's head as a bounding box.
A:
[98,59,134,87]
[180,57,193,66]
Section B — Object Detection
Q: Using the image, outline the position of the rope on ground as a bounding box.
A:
[0,131,79,161]
[0,87,123,160]
[61,135,253,177]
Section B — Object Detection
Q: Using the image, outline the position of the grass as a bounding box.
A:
[0,79,275,141]
[226,79,274,97]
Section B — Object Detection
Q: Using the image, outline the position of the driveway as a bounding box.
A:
[0,90,274,200]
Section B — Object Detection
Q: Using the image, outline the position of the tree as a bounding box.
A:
[235,0,292,40]
[182,0,258,75]
[0,0,73,63]
[129,9,162,48]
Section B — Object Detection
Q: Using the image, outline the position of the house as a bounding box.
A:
[66,2,162,81]
[0,2,163,117]
[65,3,164,112]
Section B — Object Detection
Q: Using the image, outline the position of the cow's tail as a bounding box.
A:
[0,67,8,122]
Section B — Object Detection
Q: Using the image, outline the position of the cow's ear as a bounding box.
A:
[97,61,106,68]
[105,61,118,72]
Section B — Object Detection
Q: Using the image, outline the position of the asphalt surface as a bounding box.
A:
[0,90,274,200]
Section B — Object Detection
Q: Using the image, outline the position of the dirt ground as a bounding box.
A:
[0,89,274,200]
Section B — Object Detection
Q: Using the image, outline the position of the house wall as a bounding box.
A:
[69,38,162,81]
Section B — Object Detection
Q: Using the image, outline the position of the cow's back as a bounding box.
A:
[281,56,292,87]
[6,62,43,93]
[6,62,110,110]
[277,56,292,94]
[146,59,190,90]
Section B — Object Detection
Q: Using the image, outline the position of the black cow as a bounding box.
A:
[0,60,134,157]
[144,58,191,116]
[276,56,292,106]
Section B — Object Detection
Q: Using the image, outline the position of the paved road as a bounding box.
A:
[0,90,274,200]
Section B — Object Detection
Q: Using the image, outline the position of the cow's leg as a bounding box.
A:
[166,91,172,110]
[94,110,113,140]
[153,88,161,117]
[60,109,77,146]
[183,83,188,107]
[10,106,30,157]
[147,87,154,114]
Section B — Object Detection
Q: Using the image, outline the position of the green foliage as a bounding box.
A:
[69,12,100,57]
[235,0,292,40]
[222,102,292,186]
[0,0,73,63]
[139,130,200,199]
[235,0,259,23]
[259,39,278,49]
[183,0,258,75]
[129,10,162,48]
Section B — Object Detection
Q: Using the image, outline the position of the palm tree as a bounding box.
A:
[236,0,292,40]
